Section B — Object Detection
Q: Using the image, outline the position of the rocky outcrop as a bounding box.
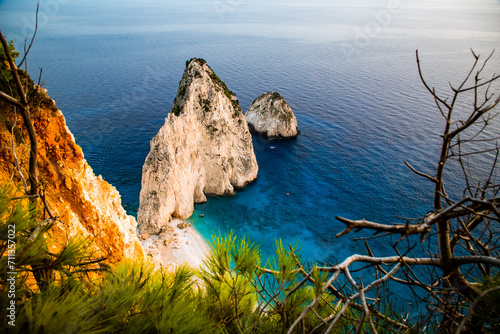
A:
[0,89,144,263]
[245,92,299,139]
[138,58,258,234]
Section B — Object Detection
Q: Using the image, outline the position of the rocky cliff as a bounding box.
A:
[246,92,299,139]
[138,58,258,234]
[0,88,144,263]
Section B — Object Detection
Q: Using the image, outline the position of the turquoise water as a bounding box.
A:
[2,0,500,307]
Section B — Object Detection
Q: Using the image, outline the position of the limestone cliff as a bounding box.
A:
[0,88,144,263]
[246,92,299,139]
[138,58,258,234]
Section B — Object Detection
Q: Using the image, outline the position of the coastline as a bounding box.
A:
[141,218,210,270]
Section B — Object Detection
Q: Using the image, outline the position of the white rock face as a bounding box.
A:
[138,59,258,234]
[245,92,299,139]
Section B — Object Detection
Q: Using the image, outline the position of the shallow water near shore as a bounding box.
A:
[2,0,500,314]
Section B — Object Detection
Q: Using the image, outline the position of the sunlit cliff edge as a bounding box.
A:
[0,88,145,263]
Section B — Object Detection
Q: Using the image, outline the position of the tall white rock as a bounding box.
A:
[138,59,258,234]
[246,92,299,139]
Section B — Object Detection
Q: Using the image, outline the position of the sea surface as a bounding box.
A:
[2,0,500,311]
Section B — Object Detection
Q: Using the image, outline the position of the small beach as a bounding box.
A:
[141,218,210,270]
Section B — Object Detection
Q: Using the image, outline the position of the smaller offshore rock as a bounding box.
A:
[245,92,299,139]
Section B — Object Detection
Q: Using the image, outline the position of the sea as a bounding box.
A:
[1,0,499,313]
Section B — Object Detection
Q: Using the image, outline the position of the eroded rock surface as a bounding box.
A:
[0,89,144,263]
[246,92,299,139]
[138,59,258,234]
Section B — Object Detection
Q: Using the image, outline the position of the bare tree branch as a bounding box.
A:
[330,50,499,332]
[335,216,433,239]
[404,161,438,183]
[416,50,452,110]
[336,197,499,240]
[10,107,28,193]
[0,30,38,197]
[0,90,23,108]
[452,256,500,268]
[17,1,39,68]
[448,95,500,140]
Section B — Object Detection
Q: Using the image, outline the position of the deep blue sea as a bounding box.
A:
[2,0,500,308]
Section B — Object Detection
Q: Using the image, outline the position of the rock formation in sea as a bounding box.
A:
[0,88,144,263]
[138,58,258,234]
[245,92,299,139]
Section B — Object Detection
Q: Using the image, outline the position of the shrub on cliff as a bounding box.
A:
[17,262,215,333]
[0,182,217,333]
[172,104,181,116]
[0,39,20,97]
[0,180,407,333]
[0,180,347,332]
[0,39,19,62]
[0,182,336,333]
[0,182,104,292]
[197,233,354,333]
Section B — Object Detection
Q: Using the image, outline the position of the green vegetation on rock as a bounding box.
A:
[178,84,187,97]
[0,40,20,97]
[187,58,207,68]
[0,182,359,333]
[208,70,241,116]
[172,104,181,116]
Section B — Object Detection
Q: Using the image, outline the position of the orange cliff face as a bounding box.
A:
[0,88,144,263]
